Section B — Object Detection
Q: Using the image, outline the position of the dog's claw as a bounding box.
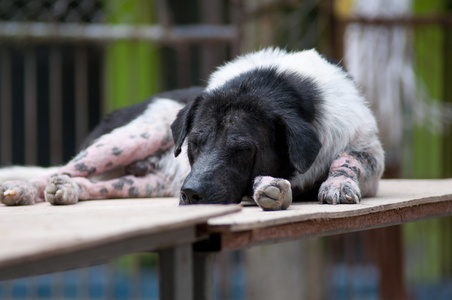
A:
[55,189,64,199]
[3,189,17,197]
[318,178,361,205]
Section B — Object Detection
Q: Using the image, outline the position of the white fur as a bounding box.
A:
[139,98,191,195]
[207,48,384,194]
[154,145,190,195]
[0,166,59,183]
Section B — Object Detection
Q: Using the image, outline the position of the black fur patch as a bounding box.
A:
[171,68,323,204]
[122,178,134,185]
[140,132,150,139]
[112,181,123,191]
[349,151,377,177]
[75,163,89,173]
[112,147,122,156]
[88,167,96,175]
[128,187,140,197]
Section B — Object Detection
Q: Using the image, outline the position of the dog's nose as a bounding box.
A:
[180,188,205,204]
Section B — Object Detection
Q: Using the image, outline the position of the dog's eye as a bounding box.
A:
[189,139,202,153]
[230,146,253,164]
[234,148,251,154]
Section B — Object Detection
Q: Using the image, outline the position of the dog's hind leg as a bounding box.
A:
[56,100,180,178]
[0,175,50,206]
[56,127,173,178]
[318,151,383,204]
[45,172,174,205]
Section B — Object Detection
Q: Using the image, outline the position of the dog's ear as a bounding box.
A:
[279,115,322,174]
[170,96,201,157]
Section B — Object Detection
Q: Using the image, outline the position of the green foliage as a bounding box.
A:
[408,0,448,178]
[403,0,452,286]
[104,0,160,113]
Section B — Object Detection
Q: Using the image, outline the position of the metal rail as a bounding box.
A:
[0,22,238,44]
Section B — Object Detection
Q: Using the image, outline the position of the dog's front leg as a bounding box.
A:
[252,176,293,211]
[318,151,381,204]
[44,172,174,205]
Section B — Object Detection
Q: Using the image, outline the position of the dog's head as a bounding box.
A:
[170,69,322,204]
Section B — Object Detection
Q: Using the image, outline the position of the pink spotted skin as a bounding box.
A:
[1,98,190,206]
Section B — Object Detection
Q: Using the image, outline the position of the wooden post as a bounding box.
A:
[193,252,215,300]
[159,244,194,300]
[369,226,408,300]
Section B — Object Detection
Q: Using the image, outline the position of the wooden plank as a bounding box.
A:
[208,179,452,232]
[0,226,195,280]
[0,198,241,279]
[206,179,452,250]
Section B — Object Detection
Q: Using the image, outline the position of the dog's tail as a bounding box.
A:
[0,166,59,183]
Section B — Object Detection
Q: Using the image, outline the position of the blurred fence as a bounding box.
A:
[0,1,242,299]
[0,0,241,166]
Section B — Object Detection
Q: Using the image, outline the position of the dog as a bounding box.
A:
[0,48,384,210]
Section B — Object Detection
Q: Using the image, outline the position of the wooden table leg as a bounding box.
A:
[194,252,215,300]
[159,244,193,300]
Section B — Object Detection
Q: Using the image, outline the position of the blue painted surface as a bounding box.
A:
[1,263,451,299]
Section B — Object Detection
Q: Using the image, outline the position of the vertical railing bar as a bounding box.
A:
[200,0,225,80]
[75,45,89,149]
[230,0,244,56]
[0,46,12,165]
[104,262,115,300]
[24,47,38,165]
[49,46,63,165]
[101,43,109,117]
[99,45,106,119]
[176,44,190,88]
[128,43,138,106]
[53,272,65,299]
[77,267,90,300]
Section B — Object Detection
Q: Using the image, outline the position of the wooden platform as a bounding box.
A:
[1,179,452,300]
[205,179,452,250]
[0,198,241,280]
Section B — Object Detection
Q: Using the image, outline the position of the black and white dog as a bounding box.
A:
[0,48,384,210]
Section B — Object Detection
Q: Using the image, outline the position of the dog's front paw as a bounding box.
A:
[45,175,80,205]
[253,176,292,211]
[318,177,361,204]
[0,181,38,205]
